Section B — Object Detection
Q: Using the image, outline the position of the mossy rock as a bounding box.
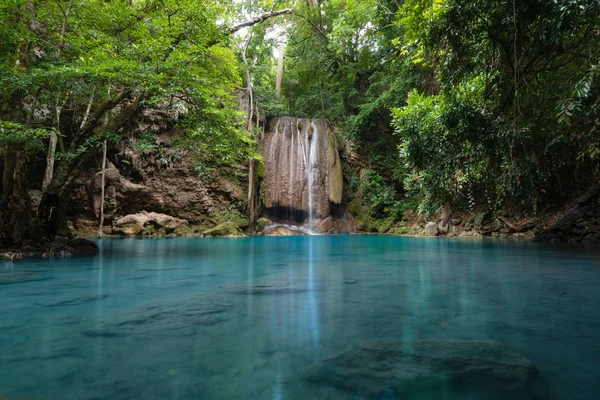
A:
[377,219,394,233]
[348,199,362,215]
[256,160,265,179]
[390,225,412,235]
[203,221,244,237]
[174,225,194,236]
[256,217,272,232]
[473,212,488,226]
[144,225,156,235]
[355,214,370,232]
[327,131,343,204]
[187,225,205,235]
[114,223,144,236]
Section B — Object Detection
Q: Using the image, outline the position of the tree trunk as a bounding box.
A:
[2,145,18,202]
[57,0,73,58]
[441,201,452,223]
[97,140,107,238]
[276,41,285,100]
[38,155,81,239]
[248,158,256,232]
[42,131,58,192]
[0,144,31,247]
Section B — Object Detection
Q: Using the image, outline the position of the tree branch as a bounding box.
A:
[228,8,293,33]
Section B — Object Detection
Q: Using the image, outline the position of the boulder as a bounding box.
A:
[402,209,416,222]
[314,216,335,234]
[256,217,272,232]
[425,221,439,236]
[202,221,243,237]
[437,221,449,234]
[262,225,306,236]
[113,211,188,236]
[0,252,22,262]
[113,223,145,236]
[303,339,549,399]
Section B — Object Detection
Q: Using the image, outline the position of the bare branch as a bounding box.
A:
[228,8,293,33]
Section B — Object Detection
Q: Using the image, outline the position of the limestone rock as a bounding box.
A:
[437,221,449,234]
[425,221,439,236]
[262,225,306,236]
[113,223,145,236]
[314,216,335,234]
[256,217,272,232]
[68,136,248,236]
[113,211,188,236]
[303,339,549,399]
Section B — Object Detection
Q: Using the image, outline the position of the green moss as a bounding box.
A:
[327,132,343,204]
[256,159,264,179]
[174,225,193,236]
[377,218,394,233]
[202,221,243,237]
[119,223,144,236]
[209,204,249,229]
[256,217,271,232]
[390,225,411,235]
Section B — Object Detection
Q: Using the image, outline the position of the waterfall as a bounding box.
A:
[263,117,343,232]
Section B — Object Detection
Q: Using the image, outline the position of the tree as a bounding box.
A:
[0,0,249,243]
[392,0,600,214]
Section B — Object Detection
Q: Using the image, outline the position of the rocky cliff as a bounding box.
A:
[58,133,249,238]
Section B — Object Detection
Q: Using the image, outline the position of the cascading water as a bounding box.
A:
[263,117,344,233]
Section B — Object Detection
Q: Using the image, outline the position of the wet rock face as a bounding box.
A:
[263,118,343,222]
[311,216,355,234]
[303,339,550,400]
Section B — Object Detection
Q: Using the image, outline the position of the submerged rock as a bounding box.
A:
[43,238,99,258]
[303,339,550,399]
[36,294,109,307]
[0,272,50,284]
[223,281,308,295]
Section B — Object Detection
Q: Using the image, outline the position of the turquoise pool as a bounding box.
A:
[1,236,599,399]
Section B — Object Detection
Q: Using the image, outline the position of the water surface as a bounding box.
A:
[1,236,600,399]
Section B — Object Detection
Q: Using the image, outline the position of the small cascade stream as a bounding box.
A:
[263,118,343,233]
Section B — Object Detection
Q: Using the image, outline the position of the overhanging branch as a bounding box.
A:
[228,8,293,33]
